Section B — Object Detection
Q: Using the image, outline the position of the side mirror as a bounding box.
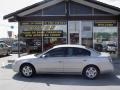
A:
[40,54,47,58]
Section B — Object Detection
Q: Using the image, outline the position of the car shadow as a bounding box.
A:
[12,73,120,86]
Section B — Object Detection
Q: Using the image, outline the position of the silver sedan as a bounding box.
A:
[12,44,114,79]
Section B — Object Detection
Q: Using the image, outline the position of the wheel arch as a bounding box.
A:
[82,64,100,75]
[19,62,36,73]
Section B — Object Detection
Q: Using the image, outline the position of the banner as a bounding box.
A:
[22,21,66,25]
[94,21,117,27]
[21,30,63,38]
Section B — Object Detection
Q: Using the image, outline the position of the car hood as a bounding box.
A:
[16,54,37,61]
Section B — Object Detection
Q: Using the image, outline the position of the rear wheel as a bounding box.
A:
[83,65,99,79]
[20,64,35,77]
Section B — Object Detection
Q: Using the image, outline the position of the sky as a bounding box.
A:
[0,0,120,38]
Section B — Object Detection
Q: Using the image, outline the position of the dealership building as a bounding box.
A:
[4,0,120,57]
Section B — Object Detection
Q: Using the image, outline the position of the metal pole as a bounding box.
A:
[65,0,69,44]
[67,17,69,44]
[42,9,44,52]
[18,22,20,57]
[79,21,82,45]
[92,21,95,49]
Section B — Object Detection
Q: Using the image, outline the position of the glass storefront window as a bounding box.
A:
[93,21,118,56]
[20,20,118,57]
[42,22,67,51]
[20,21,67,53]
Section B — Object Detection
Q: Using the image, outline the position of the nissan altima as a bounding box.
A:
[12,44,114,79]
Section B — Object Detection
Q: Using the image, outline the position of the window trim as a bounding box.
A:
[45,47,67,57]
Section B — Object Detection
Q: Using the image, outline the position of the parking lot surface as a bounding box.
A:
[0,54,120,90]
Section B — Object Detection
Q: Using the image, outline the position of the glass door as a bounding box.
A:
[70,33,79,44]
[81,21,93,48]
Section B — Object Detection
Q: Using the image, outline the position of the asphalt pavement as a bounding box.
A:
[0,54,120,90]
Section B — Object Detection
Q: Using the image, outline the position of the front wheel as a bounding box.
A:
[20,64,35,77]
[82,66,99,79]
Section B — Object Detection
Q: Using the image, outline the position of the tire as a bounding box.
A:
[20,64,36,77]
[82,65,99,80]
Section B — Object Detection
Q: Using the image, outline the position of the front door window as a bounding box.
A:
[45,47,67,57]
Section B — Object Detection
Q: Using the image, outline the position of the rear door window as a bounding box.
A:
[68,47,91,56]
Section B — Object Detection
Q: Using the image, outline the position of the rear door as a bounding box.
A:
[63,47,91,73]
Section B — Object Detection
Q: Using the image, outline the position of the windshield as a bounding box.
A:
[34,49,49,56]
[88,48,101,54]
[34,52,43,57]
[34,47,54,57]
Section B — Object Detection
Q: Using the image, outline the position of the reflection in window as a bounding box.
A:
[93,26,118,55]
[46,47,66,57]
[43,21,67,51]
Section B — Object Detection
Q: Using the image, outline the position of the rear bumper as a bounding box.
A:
[100,63,114,74]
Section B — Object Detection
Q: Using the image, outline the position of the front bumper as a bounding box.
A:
[12,62,20,72]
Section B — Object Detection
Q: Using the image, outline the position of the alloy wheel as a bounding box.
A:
[83,66,99,79]
[21,65,33,77]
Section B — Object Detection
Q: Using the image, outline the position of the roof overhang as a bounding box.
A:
[3,0,120,22]
[73,0,120,15]
[18,0,63,17]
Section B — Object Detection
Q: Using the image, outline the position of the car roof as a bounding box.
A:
[53,44,86,49]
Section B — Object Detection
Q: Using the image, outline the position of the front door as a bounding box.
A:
[37,47,67,73]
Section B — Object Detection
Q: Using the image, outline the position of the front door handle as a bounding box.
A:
[58,61,62,63]
[83,60,87,62]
